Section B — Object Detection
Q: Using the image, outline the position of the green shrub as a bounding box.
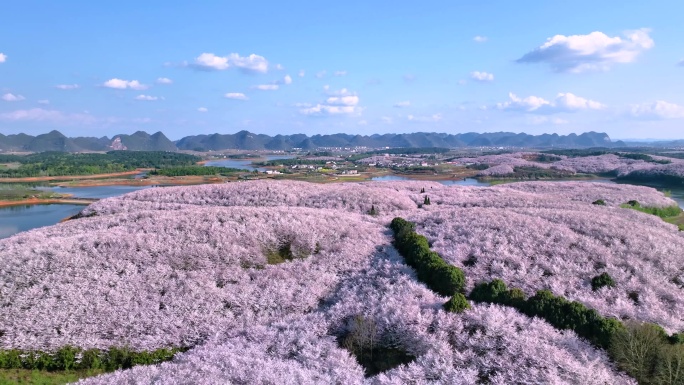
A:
[592,199,606,206]
[669,333,684,345]
[443,293,471,313]
[79,349,103,370]
[591,272,616,291]
[502,288,526,307]
[469,279,509,303]
[390,217,466,296]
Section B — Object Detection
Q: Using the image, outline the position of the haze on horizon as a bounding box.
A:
[1,1,683,140]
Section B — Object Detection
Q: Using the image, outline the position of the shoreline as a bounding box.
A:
[0,197,98,208]
[0,169,146,183]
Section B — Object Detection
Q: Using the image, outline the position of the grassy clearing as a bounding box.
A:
[621,201,684,231]
[0,369,104,385]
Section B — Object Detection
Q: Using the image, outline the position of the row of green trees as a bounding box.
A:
[469,279,684,384]
[0,151,201,178]
[0,346,185,372]
[389,217,683,384]
[390,218,466,297]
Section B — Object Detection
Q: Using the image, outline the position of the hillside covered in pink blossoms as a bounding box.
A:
[1,180,683,384]
[454,151,684,179]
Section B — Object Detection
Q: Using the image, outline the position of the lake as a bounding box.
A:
[204,155,296,172]
[0,204,84,239]
[45,185,155,199]
[371,176,491,187]
[0,185,159,239]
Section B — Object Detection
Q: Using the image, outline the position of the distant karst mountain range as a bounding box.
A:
[0,130,636,153]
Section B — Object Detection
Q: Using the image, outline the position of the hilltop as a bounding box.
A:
[0,130,629,152]
[1,180,683,383]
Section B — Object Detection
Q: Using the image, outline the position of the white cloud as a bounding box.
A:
[2,93,25,102]
[497,92,605,113]
[299,88,361,116]
[325,87,354,96]
[156,77,173,84]
[393,101,411,108]
[470,71,494,82]
[334,70,347,76]
[518,29,654,73]
[315,70,327,79]
[555,92,605,110]
[224,92,248,100]
[197,107,208,113]
[678,59,684,66]
[38,100,50,105]
[134,94,160,101]
[408,113,442,122]
[529,116,570,125]
[0,53,6,63]
[298,70,305,77]
[381,116,393,124]
[629,101,684,119]
[0,108,96,124]
[55,84,79,90]
[474,36,488,43]
[191,53,269,73]
[283,75,292,85]
[358,120,368,126]
[300,104,357,116]
[103,78,148,90]
[252,84,279,91]
[325,95,359,106]
[274,64,284,70]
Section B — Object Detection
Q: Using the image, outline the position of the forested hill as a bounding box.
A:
[0,130,177,152]
[0,130,627,152]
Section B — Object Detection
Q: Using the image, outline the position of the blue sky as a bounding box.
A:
[1,1,683,140]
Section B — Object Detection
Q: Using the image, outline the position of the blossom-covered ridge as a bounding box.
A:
[1,180,679,383]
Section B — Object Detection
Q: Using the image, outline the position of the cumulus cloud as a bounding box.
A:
[474,36,488,43]
[325,95,359,106]
[298,70,305,77]
[197,107,208,113]
[408,113,442,122]
[394,101,411,108]
[103,78,148,90]
[517,29,654,73]
[0,108,95,124]
[470,71,494,82]
[190,53,269,73]
[2,93,25,102]
[299,88,361,116]
[497,92,605,113]
[156,77,173,84]
[134,94,160,101]
[224,92,248,100]
[629,101,684,119]
[55,84,79,90]
[299,104,357,116]
[529,116,570,125]
[252,84,279,91]
[315,70,327,79]
[0,53,6,63]
[283,75,292,85]
[334,70,347,76]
